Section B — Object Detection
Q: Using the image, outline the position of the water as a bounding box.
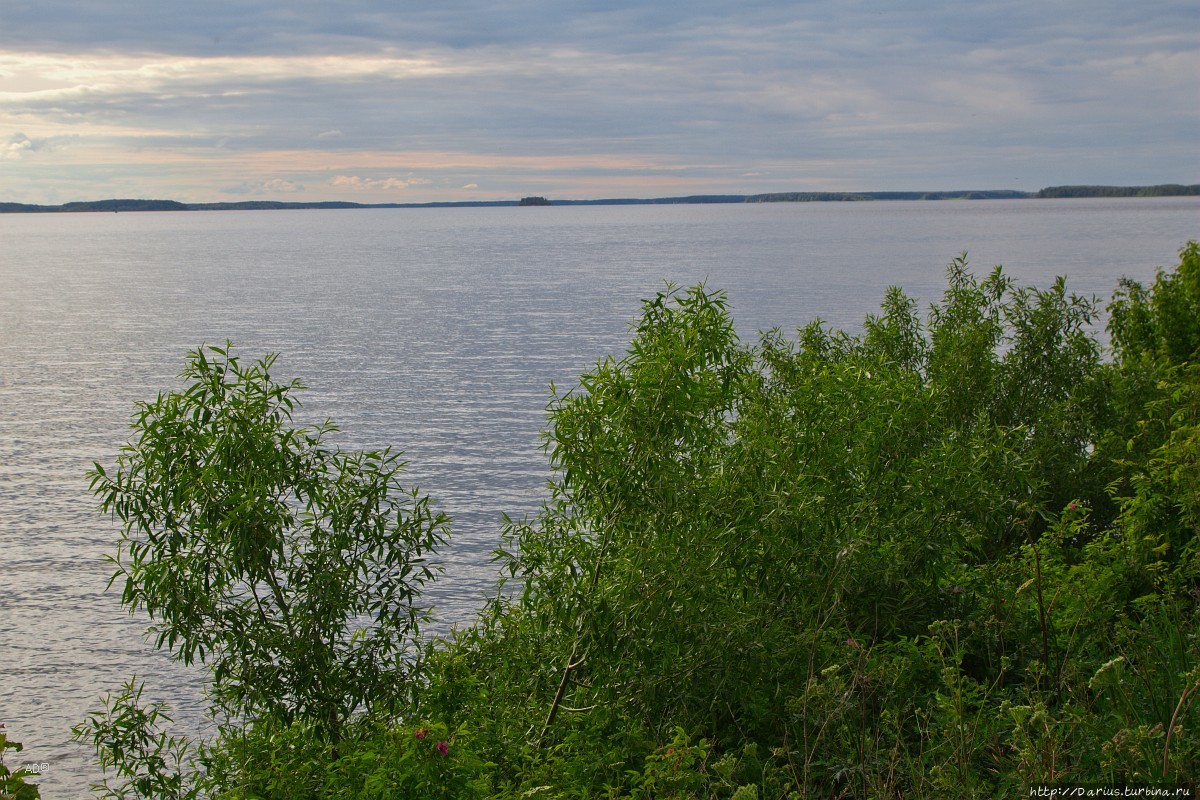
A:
[1,198,1196,796]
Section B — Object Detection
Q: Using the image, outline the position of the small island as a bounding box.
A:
[518,196,552,206]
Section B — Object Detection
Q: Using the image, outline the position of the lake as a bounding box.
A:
[1,197,1196,795]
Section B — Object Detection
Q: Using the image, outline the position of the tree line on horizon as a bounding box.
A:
[0,184,1197,214]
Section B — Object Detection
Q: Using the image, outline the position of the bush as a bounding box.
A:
[80,245,1200,797]
[79,344,448,793]
[424,247,1199,797]
[0,725,41,800]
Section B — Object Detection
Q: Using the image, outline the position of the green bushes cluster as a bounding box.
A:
[77,244,1200,797]
[1,725,41,800]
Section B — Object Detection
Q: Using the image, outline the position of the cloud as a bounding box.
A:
[221,177,304,194]
[329,175,427,191]
[3,132,33,159]
[0,50,473,99]
[263,178,303,192]
[0,1,1196,202]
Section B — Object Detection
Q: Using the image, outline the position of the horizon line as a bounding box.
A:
[3,184,1199,213]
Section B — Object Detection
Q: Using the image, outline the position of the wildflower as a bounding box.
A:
[436,740,450,757]
[414,728,429,741]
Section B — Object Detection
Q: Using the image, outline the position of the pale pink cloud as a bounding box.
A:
[329,175,430,190]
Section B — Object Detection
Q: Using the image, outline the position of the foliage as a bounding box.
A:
[81,244,1200,798]
[200,718,490,799]
[0,725,41,800]
[88,344,448,737]
[1036,185,1200,198]
[71,680,200,800]
[1109,241,1200,366]
[80,344,448,790]
[418,245,1199,797]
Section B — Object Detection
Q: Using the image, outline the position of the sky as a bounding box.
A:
[1,1,1197,204]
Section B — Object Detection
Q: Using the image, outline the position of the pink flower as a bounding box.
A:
[414,728,429,741]
[436,740,450,757]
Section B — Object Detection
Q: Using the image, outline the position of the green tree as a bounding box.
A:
[87,344,448,739]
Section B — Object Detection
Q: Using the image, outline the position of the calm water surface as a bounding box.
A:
[1,199,1196,796]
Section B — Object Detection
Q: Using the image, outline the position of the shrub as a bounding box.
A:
[79,245,1200,797]
[0,725,41,800]
[80,344,448,791]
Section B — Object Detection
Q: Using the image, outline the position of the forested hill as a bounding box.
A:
[1036,184,1200,198]
[744,190,1030,201]
[1,184,1197,213]
[0,199,407,213]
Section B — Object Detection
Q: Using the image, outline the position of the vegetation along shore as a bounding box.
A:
[5,243,1199,798]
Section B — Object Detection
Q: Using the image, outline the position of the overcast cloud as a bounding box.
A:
[0,1,1196,203]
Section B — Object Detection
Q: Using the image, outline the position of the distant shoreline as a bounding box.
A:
[2,185,1197,214]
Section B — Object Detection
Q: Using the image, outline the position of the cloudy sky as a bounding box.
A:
[1,1,1197,204]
